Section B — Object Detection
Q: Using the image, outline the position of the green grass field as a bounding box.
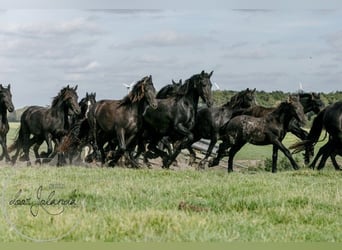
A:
[0,123,341,242]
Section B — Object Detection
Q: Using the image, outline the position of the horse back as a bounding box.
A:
[20,106,48,135]
[324,101,342,138]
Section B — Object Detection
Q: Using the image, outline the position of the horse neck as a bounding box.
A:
[0,105,7,123]
[181,80,200,111]
[50,100,69,127]
[299,96,311,113]
[269,104,293,129]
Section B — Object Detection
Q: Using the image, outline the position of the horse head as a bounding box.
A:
[129,75,157,109]
[230,88,257,109]
[310,92,325,114]
[0,84,14,112]
[56,85,81,115]
[287,95,306,126]
[196,70,214,107]
[79,92,96,118]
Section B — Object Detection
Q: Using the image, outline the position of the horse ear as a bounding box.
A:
[312,92,320,98]
[209,70,214,78]
[172,80,176,85]
[8,84,11,90]
[86,92,89,97]
[74,85,78,91]
[253,88,256,93]
[201,70,205,76]
[180,79,182,84]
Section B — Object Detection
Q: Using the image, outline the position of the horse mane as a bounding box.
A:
[175,79,192,98]
[119,77,148,106]
[51,85,75,107]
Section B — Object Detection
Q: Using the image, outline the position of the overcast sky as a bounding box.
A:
[1,8,342,108]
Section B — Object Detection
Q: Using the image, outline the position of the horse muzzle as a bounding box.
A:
[7,105,14,113]
[150,102,158,109]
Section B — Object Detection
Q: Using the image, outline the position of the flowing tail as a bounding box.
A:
[7,126,24,163]
[290,108,326,153]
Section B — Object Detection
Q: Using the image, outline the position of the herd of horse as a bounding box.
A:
[0,70,341,172]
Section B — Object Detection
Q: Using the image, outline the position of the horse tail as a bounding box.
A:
[290,109,325,153]
[7,125,25,157]
[307,109,325,143]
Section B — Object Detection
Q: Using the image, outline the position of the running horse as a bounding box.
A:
[9,85,81,166]
[87,75,157,167]
[188,88,257,167]
[0,84,15,162]
[229,92,324,164]
[210,96,306,173]
[290,101,342,170]
[57,92,97,165]
[142,70,213,168]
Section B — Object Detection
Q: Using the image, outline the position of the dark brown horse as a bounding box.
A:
[142,70,213,168]
[210,96,306,173]
[57,92,97,165]
[290,101,342,170]
[231,92,324,164]
[188,88,257,167]
[0,84,15,162]
[9,85,81,166]
[87,75,157,167]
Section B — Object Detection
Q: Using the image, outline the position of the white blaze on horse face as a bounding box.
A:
[85,100,91,118]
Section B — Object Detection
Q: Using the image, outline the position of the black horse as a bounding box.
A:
[188,88,257,167]
[87,75,157,167]
[211,96,306,173]
[58,92,97,165]
[230,92,324,164]
[0,84,15,162]
[156,79,182,99]
[142,70,213,168]
[290,101,342,170]
[9,85,81,166]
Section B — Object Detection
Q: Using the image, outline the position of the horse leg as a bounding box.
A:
[199,136,217,169]
[187,146,197,166]
[273,139,299,170]
[309,143,328,169]
[0,135,11,162]
[330,153,342,171]
[289,122,312,164]
[272,145,279,173]
[123,134,140,168]
[165,124,193,168]
[209,141,229,167]
[316,145,332,171]
[33,138,44,165]
[22,136,31,166]
[227,143,244,173]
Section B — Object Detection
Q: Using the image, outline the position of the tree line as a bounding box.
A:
[8,90,342,122]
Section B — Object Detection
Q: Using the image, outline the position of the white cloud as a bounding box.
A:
[114,30,214,49]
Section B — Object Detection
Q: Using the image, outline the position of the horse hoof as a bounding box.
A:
[198,161,206,170]
[227,168,233,173]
